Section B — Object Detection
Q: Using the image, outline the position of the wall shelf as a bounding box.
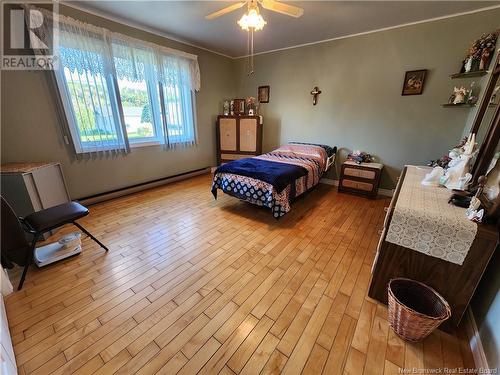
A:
[449,70,488,79]
[442,103,497,108]
[442,103,476,108]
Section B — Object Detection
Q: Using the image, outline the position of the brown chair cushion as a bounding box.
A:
[24,202,89,233]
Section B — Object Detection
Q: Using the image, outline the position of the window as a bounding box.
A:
[52,16,200,155]
[118,78,157,142]
[56,40,127,154]
[159,55,197,145]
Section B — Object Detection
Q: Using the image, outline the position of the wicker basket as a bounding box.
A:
[388,278,451,342]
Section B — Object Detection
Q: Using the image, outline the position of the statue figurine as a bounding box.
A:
[453,87,468,105]
[443,133,476,190]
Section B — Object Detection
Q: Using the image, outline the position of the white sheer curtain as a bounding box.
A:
[157,53,198,147]
[24,5,201,155]
[55,20,129,155]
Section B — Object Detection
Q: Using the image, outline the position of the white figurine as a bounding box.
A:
[443,133,476,190]
[421,167,444,186]
[453,87,468,105]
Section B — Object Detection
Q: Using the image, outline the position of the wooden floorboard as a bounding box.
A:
[5,174,474,374]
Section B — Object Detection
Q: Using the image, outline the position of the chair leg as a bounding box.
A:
[18,234,40,291]
[73,222,109,251]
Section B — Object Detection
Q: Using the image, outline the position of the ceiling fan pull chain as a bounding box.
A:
[246,29,250,75]
[250,28,254,75]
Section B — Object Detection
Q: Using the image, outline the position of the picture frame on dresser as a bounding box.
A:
[233,99,245,115]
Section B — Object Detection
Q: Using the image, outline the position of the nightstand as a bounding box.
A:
[338,161,383,198]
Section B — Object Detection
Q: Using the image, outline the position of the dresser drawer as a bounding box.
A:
[341,179,374,191]
[344,167,376,180]
[221,154,250,161]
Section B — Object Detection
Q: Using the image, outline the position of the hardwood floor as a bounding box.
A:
[5,174,475,374]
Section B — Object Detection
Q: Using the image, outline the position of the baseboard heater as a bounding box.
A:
[78,167,211,206]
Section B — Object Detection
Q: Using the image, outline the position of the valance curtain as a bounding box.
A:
[24,5,200,155]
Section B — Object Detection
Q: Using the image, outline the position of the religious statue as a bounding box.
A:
[442,133,476,190]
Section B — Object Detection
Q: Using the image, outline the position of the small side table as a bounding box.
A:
[338,161,383,198]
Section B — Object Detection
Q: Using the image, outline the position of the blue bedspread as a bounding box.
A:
[213,158,307,194]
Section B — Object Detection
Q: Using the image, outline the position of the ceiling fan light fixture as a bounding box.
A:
[237,7,266,31]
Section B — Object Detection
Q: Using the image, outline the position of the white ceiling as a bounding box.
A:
[68,1,500,58]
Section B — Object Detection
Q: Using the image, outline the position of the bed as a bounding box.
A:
[211,143,337,218]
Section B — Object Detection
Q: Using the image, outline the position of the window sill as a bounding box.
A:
[130,141,162,149]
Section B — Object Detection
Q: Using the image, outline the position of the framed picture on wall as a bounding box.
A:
[402,69,427,96]
[258,86,270,103]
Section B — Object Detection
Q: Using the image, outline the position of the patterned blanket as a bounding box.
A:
[211,143,331,218]
[212,158,307,194]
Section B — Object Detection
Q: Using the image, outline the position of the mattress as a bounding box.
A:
[211,143,336,218]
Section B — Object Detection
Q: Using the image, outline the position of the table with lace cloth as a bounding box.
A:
[385,166,477,265]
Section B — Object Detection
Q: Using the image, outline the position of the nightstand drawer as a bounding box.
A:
[341,179,374,191]
[344,167,376,180]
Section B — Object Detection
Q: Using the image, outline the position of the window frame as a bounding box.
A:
[56,42,197,152]
[115,71,163,146]
[159,79,197,145]
[55,66,128,153]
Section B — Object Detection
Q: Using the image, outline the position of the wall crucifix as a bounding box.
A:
[310,86,322,105]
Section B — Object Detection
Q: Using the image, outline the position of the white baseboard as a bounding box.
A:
[465,307,490,371]
[320,178,394,197]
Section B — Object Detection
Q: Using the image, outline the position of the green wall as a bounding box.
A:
[1,5,235,199]
[234,8,500,189]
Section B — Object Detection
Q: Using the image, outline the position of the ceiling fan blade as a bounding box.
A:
[260,0,304,17]
[205,2,247,20]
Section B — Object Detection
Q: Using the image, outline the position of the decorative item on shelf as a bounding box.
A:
[466,81,479,105]
[489,85,500,105]
[452,86,469,105]
[347,150,374,164]
[223,100,230,115]
[310,86,322,105]
[258,85,269,103]
[233,98,245,115]
[246,96,256,115]
[460,30,499,73]
[230,100,235,115]
[402,69,427,96]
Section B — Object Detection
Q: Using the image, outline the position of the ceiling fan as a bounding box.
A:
[205,0,304,23]
[205,1,304,74]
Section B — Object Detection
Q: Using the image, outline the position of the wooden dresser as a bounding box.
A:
[216,115,263,165]
[368,166,498,330]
